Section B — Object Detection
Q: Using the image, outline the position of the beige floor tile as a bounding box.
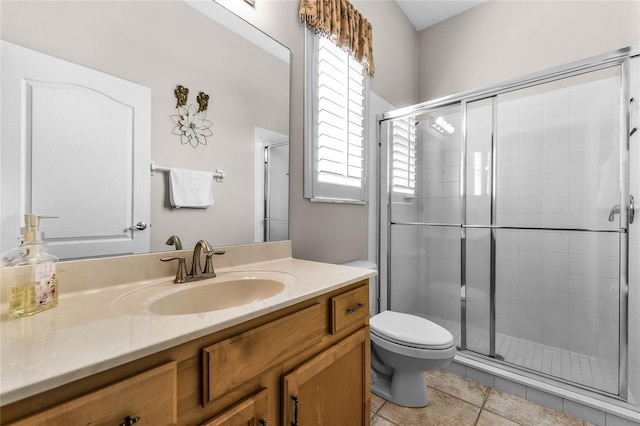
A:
[476,410,522,426]
[371,415,397,426]
[427,369,489,407]
[377,388,481,426]
[371,392,386,413]
[484,388,584,426]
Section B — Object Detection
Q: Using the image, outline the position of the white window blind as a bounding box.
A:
[305,32,368,203]
[392,117,417,195]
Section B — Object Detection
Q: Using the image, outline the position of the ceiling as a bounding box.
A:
[395,0,485,31]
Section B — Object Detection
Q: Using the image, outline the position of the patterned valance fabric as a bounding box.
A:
[299,0,375,77]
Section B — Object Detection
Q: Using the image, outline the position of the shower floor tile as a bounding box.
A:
[370,369,591,426]
[496,333,618,394]
[420,314,618,394]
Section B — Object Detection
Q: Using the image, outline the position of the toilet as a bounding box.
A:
[342,261,456,408]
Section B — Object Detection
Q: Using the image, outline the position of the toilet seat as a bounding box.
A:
[370,311,454,350]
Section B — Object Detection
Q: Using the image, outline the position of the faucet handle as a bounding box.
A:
[203,251,225,276]
[161,256,188,283]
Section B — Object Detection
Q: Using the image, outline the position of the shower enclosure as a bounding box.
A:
[379,49,637,399]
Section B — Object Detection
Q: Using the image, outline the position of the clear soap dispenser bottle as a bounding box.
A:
[7,214,59,318]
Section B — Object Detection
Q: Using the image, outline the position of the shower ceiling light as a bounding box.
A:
[430,116,455,135]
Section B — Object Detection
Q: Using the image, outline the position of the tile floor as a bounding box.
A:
[370,369,592,426]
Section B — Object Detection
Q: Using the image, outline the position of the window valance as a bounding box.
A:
[299,0,375,77]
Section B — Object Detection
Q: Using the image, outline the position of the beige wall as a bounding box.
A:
[418,0,640,101]
[216,0,418,263]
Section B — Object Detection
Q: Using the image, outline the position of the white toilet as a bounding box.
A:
[342,261,456,408]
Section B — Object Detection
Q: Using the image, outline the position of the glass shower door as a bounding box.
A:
[388,105,463,347]
[464,65,625,394]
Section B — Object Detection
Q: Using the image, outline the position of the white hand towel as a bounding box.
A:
[169,168,214,208]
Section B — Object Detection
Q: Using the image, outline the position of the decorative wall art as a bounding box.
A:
[171,85,213,149]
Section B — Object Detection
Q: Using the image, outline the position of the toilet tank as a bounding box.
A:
[342,260,377,317]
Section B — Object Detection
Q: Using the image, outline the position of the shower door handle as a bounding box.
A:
[608,205,620,222]
[629,195,636,224]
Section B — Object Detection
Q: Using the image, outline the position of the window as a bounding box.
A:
[305,31,368,203]
[391,117,417,196]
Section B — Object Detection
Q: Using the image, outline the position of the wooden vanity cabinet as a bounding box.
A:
[1,280,370,426]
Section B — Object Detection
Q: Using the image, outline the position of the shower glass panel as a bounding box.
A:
[390,106,462,225]
[390,225,462,347]
[465,98,494,356]
[488,66,623,394]
[494,229,620,394]
[495,67,621,230]
[388,104,463,347]
[465,227,491,355]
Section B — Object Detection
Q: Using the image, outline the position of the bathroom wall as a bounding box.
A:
[215,0,418,263]
[417,0,640,102]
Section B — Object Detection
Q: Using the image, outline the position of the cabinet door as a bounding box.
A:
[201,388,268,426]
[282,328,370,426]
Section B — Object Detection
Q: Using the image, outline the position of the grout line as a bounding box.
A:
[473,387,493,426]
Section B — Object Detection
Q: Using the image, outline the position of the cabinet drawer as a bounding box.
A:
[8,361,178,426]
[202,303,322,405]
[201,388,268,426]
[331,284,368,334]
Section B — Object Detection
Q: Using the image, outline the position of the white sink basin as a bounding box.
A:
[113,271,297,316]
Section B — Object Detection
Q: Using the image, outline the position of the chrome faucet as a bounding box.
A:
[161,237,225,283]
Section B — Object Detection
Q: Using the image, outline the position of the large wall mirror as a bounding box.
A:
[0,0,290,259]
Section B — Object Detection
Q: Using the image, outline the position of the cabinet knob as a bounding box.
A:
[259,419,267,426]
[119,416,140,426]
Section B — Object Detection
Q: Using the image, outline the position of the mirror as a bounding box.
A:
[0,0,290,259]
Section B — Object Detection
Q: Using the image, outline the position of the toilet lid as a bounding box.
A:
[370,311,454,350]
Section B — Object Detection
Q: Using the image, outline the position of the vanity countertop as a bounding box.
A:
[0,254,375,405]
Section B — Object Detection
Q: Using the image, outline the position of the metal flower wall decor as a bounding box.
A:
[171,85,213,149]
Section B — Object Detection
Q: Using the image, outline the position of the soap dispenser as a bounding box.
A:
[7,214,59,319]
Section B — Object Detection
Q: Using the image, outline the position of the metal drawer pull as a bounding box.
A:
[291,395,299,426]
[119,416,140,426]
[347,303,365,314]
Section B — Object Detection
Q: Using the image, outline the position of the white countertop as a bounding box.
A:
[0,257,375,405]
